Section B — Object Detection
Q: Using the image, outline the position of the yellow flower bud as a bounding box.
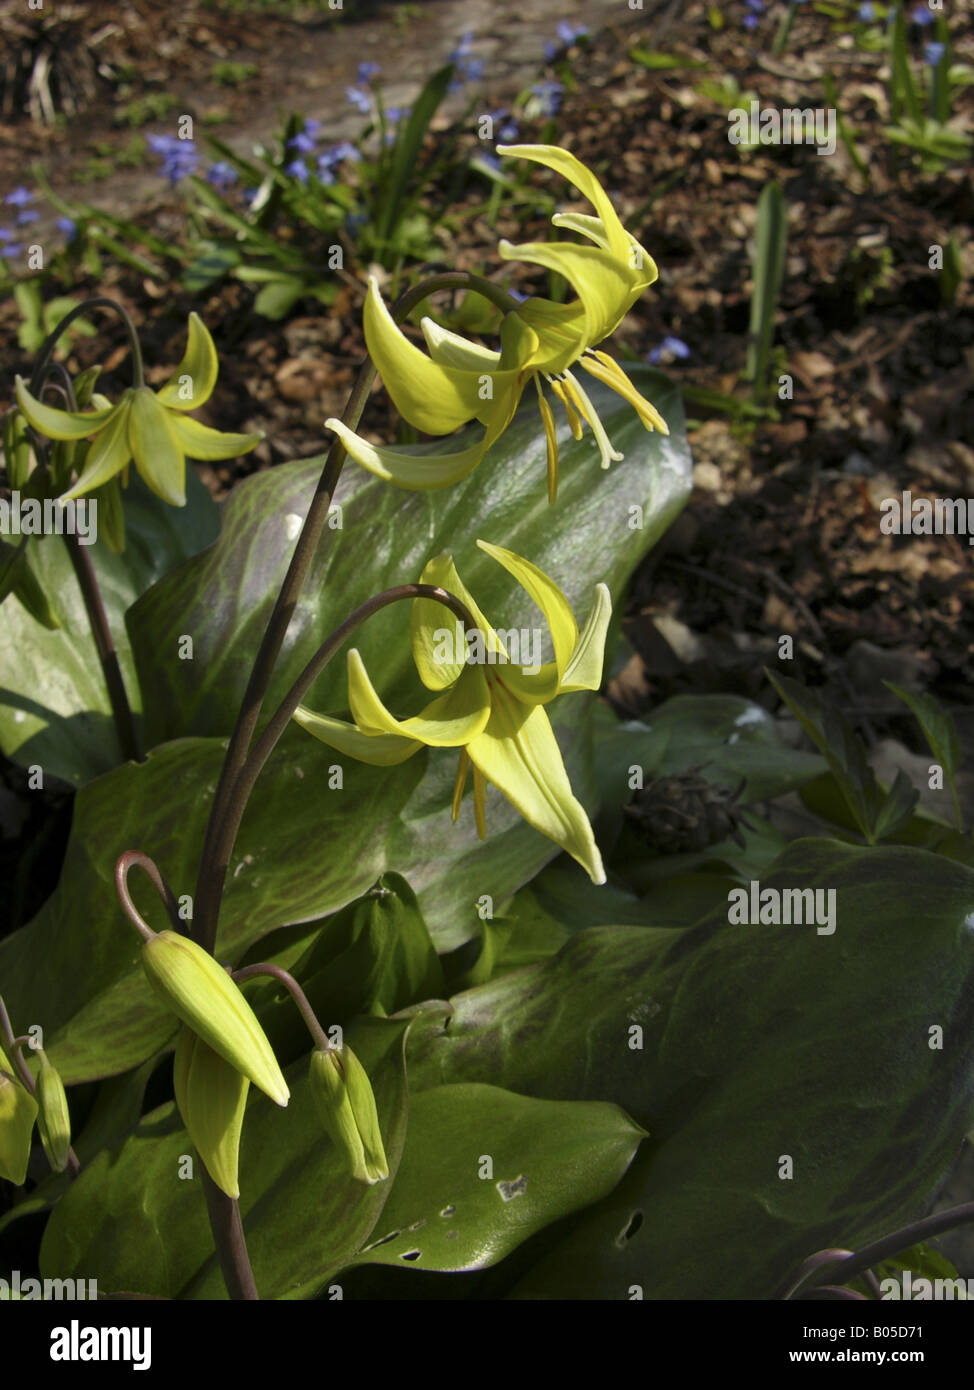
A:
[309,1044,388,1185]
[0,1070,38,1186]
[35,1053,71,1173]
[142,931,289,1107]
[173,1028,249,1200]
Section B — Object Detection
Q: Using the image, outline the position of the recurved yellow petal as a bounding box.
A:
[128,388,185,506]
[167,414,264,461]
[560,583,612,692]
[412,550,498,689]
[155,312,219,410]
[468,685,605,884]
[61,396,134,500]
[477,539,578,676]
[348,649,491,746]
[364,279,496,435]
[15,377,116,441]
[292,706,421,765]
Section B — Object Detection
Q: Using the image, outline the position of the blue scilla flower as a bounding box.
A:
[530,80,563,116]
[357,62,380,85]
[206,161,238,189]
[147,134,199,185]
[16,209,38,225]
[647,336,690,365]
[4,187,34,207]
[924,41,946,65]
[56,216,78,239]
[346,86,371,114]
[287,131,317,154]
[285,159,310,183]
[912,4,935,26]
[857,2,875,20]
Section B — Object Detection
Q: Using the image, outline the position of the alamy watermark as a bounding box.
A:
[0,491,97,546]
[432,624,543,675]
[728,101,837,157]
[727,880,836,935]
[0,1269,98,1299]
[880,492,974,545]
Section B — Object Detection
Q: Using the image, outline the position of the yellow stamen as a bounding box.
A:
[473,765,487,840]
[533,375,560,504]
[561,369,624,470]
[582,350,670,434]
[452,748,470,823]
[547,375,583,440]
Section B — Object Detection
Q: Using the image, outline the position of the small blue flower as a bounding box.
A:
[558,21,588,44]
[346,86,371,114]
[321,140,361,167]
[316,163,336,186]
[0,242,23,257]
[287,131,317,154]
[745,0,765,11]
[206,161,238,189]
[147,134,199,185]
[303,118,322,140]
[924,41,946,66]
[857,2,875,20]
[0,226,13,241]
[4,187,34,207]
[507,287,529,303]
[481,152,500,172]
[356,61,381,85]
[743,13,759,28]
[56,216,78,239]
[16,209,38,225]
[385,106,411,126]
[285,159,310,182]
[647,336,690,365]
[911,4,935,26]
[530,80,563,116]
[499,121,519,142]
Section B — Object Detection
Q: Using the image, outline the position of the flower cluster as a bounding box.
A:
[743,0,765,31]
[528,80,564,118]
[147,134,199,186]
[448,29,485,89]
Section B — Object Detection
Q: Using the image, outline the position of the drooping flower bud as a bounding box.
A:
[35,1052,71,1172]
[141,930,289,1107]
[0,1070,38,1186]
[173,1027,249,1199]
[309,1044,388,1185]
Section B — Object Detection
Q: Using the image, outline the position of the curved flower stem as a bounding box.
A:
[193,272,500,957]
[232,963,331,1053]
[114,850,183,944]
[28,296,145,394]
[781,1202,974,1299]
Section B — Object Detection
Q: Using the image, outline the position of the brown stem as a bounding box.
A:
[63,534,141,763]
[202,1174,259,1301]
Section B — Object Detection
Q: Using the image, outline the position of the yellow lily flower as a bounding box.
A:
[292,540,611,884]
[325,144,668,501]
[15,313,263,507]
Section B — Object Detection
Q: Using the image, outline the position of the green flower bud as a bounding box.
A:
[0,1070,38,1186]
[141,931,289,1108]
[35,1052,71,1172]
[173,1028,249,1200]
[309,1044,388,1185]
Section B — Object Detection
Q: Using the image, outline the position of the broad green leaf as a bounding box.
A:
[402,839,974,1298]
[40,1019,412,1300]
[348,1083,645,1272]
[0,468,218,786]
